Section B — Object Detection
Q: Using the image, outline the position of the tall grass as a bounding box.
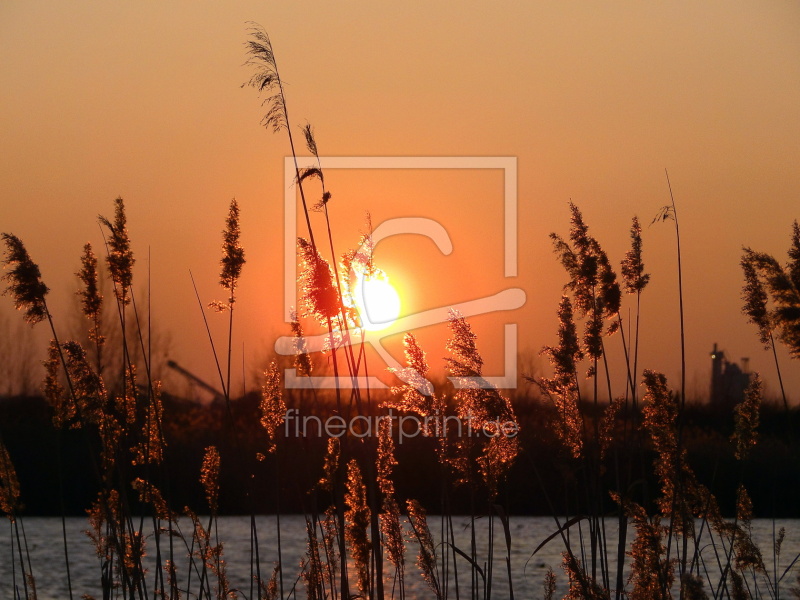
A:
[0,23,798,600]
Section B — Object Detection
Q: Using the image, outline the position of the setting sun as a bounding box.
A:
[353,274,401,331]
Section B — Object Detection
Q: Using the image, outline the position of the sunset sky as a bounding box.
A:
[1,2,798,402]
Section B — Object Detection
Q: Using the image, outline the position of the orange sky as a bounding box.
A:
[1,2,799,402]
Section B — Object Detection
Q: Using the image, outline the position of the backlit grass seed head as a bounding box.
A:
[0,441,21,516]
[322,507,339,571]
[86,489,119,560]
[62,340,107,424]
[99,197,134,304]
[551,204,622,358]
[318,437,339,492]
[44,340,75,428]
[1,232,49,324]
[743,247,800,358]
[551,203,598,315]
[118,364,138,426]
[681,574,709,600]
[535,296,584,458]
[621,216,650,294]
[445,310,483,378]
[741,254,772,349]
[541,296,582,388]
[381,496,406,573]
[641,369,687,517]
[298,237,340,324]
[377,417,397,497]
[77,242,103,320]
[600,397,624,459]
[132,380,165,466]
[612,493,672,600]
[243,24,288,133]
[302,521,324,600]
[262,563,279,600]
[730,570,748,600]
[260,361,285,453]
[219,198,245,304]
[291,311,313,377]
[403,332,429,377]
[407,499,441,599]
[478,432,520,499]
[790,220,800,292]
[386,333,436,414]
[201,445,221,514]
[561,552,607,600]
[593,239,622,329]
[548,385,583,459]
[733,486,765,572]
[444,311,520,493]
[131,478,172,521]
[642,370,678,460]
[345,459,371,596]
[732,373,761,460]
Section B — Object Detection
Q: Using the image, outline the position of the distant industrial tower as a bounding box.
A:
[710,343,751,407]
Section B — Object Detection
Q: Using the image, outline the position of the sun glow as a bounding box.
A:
[354,274,401,331]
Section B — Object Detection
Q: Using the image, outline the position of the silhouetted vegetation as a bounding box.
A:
[0,22,798,600]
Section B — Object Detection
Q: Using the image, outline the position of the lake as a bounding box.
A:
[1,515,798,599]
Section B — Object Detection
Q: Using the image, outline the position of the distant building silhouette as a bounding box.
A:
[710,343,751,407]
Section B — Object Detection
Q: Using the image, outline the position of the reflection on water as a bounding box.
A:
[0,516,797,599]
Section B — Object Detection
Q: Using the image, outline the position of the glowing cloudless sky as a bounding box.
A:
[1,1,798,401]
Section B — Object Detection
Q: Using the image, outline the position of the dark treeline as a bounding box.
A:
[2,390,798,518]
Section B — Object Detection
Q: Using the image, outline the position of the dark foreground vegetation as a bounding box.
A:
[1,391,797,519]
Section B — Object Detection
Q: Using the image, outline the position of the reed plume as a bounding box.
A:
[611,492,672,600]
[217,198,246,307]
[345,459,371,596]
[131,477,172,521]
[742,254,773,347]
[242,25,288,133]
[243,23,318,248]
[131,379,164,466]
[291,311,313,377]
[76,242,104,341]
[259,361,285,453]
[381,496,406,589]
[544,567,556,600]
[98,197,134,305]
[561,551,608,600]
[741,246,800,358]
[731,373,761,461]
[789,219,800,290]
[201,446,221,515]
[732,485,764,573]
[62,340,122,473]
[535,296,584,458]
[261,563,279,600]
[376,417,397,498]
[318,437,340,492]
[297,237,340,326]
[406,499,441,599]
[550,203,621,332]
[0,440,21,517]
[386,333,436,414]
[445,311,520,497]
[1,232,49,324]
[301,520,325,600]
[44,340,75,428]
[620,216,650,294]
